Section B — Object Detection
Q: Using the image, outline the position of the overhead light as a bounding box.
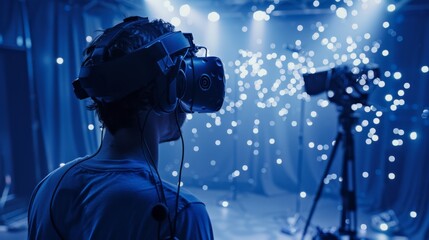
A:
[179,4,191,17]
[208,11,220,22]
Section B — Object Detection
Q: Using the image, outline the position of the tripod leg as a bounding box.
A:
[351,139,358,235]
[301,132,343,240]
[339,126,358,238]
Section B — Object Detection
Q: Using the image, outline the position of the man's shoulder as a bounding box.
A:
[33,157,90,194]
[50,157,86,174]
[172,189,214,240]
[178,187,203,204]
[28,157,88,219]
[162,182,203,204]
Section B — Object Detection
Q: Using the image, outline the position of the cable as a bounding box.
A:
[139,107,185,239]
[48,126,105,239]
[138,109,175,239]
[137,109,163,203]
[137,49,189,239]
[173,107,185,237]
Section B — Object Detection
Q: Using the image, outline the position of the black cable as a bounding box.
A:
[138,109,175,239]
[173,107,185,237]
[49,126,105,239]
[138,48,189,239]
[137,110,163,203]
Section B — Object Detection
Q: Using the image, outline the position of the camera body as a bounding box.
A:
[303,64,380,107]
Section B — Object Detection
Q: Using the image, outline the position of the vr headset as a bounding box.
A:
[72,16,225,114]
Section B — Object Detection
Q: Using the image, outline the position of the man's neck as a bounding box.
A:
[95,124,159,168]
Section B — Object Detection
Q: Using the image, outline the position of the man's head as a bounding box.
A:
[83,17,177,134]
[74,16,226,136]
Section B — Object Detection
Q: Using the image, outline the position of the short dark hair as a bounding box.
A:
[83,18,175,133]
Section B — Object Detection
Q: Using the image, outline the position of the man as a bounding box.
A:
[28,16,217,239]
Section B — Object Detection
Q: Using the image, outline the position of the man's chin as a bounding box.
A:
[159,133,181,143]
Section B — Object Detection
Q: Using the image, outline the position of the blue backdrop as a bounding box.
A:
[0,0,427,238]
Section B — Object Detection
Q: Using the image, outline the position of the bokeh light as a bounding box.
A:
[208,11,220,22]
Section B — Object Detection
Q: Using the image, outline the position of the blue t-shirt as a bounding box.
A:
[28,157,213,240]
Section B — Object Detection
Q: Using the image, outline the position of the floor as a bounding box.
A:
[197,188,408,240]
[0,188,408,240]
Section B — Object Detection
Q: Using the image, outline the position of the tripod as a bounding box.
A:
[301,108,361,240]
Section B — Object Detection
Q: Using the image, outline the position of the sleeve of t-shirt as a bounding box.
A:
[174,202,214,240]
